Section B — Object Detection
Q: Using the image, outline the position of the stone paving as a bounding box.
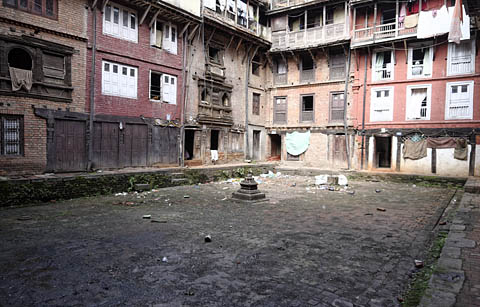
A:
[0,175,455,306]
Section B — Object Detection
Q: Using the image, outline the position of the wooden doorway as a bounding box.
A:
[269,134,281,161]
[53,120,87,172]
[375,136,392,168]
[333,134,347,169]
[253,130,261,161]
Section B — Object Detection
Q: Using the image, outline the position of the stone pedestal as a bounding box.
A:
[232,173,266,202]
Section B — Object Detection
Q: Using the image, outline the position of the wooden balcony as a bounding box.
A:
[271,23,348,51]
[272,0,322,10]
[352,22,417,47]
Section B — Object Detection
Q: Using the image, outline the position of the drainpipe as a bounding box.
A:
[245,51,251,160]
[88,5,97,171]
[180,28,188,167]
[360,52,368,170]
[343,47,352,170]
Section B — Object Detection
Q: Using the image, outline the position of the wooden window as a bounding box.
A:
[102,60,137,99]
[300,95,314,122]
[103,3,138,42]
[208,46,224,65]
[274,97,287,124]
[370,87,394,122]
[2,0,57,19]
[43,52,65,79]
[252,55,261,76]
[0,115,23,156]
[447,40,476,76]
[406,85,431,120]
[150,71,162,101]
[329,52,345,80]
[252,93,260,115]
[300,54,315,83]
[330,92,344,123]
[408,45,433,78]
[445,81,474,120]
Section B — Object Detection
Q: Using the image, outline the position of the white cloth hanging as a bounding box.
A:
[408,89,427,119]
[211,150,219,161]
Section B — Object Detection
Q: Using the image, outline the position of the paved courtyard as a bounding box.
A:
[0,175,455,306]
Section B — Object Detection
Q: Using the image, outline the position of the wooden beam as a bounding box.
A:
[91,0,99,9]
[242,44,253,64]
[308,49,316,67]
[251,46,260,60]
[188,24,200,41]
[149,9,161,28]
[179,22,191,37]
[403,40,408,64]
[226,35,235,51]
[391,42,396,65]
[235,38,243,55]
[289,50,299,67]
[205,28,216,46]
[101,0,109,12]
[139,4,151,26]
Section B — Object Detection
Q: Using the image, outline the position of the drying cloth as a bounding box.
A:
[9,67,32,92]
[285,130,310,156]
[454,138,468,160]
[403,139,427,160]
[427,137,457,148]
[417,5,449,38]
[449,3,470,44]
[404,14,419,28]
[210,150,218,161]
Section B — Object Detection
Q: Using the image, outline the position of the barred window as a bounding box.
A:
[0,115,23,156]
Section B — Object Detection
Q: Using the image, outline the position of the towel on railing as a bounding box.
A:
[211,150,219,161]
[9,67,32,92]
[404,14,419,28]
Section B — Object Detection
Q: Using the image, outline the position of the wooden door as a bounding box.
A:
[54,120,87,172]
[333,134,347,169]
[92,122,119,168]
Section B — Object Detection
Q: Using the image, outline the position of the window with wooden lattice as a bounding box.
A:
[0,115,23,156]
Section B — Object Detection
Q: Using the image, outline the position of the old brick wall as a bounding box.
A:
[86,2,184,121]
[0,1,88,175]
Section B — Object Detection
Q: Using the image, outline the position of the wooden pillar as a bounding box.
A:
[365,135,370,169]
[431,148,437,174]
[396,136,402,171]
[373,3,377,39]
[344,2,348,36]
[235,0,238,25]
[353,7,356,38]
[469,137,476,176]
[304,10,307,45]
[323,5,326,39]
[395,0,399,37]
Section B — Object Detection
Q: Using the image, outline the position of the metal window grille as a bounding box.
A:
[1,115,23,155]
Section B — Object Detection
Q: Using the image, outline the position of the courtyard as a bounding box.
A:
[0,175,455,306]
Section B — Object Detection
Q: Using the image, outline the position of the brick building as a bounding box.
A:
[265,0,354,169]
[350,0,480,176]
[0,0,88,174]
[183,0,271,166]
[86,0,201,169]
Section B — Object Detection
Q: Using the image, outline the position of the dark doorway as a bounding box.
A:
[210,130,219,150]
[253,130,260,160]
[269,134,281,161]
[375,136,392,168]
[185,130,195,160]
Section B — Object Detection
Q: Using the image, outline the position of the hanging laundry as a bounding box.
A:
[449,0,464,44]
[211,150,219,161]
[427,137,457,148]
[9,67,32,92]
[403,139,427,160]
[285,130,310,156]
[454,138,468,160]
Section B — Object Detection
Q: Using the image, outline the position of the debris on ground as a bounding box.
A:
[17,216,32,221]
[183,195,190,198]
[142,215,151,219]
[151,219,167,223]
[376,207,386,212]
[114,192,128,196]
[414,259,424,268]
[365,213,373,216]
[162,256,168,263]
[375,189,382,193]
[439,221,447,225]
[204,235,212,243]
[347,190,355,195]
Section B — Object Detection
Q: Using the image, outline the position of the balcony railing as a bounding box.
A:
[353,22,417,46]
[300,69,315,83]
[272,0,318,9]
[271,23,347,50]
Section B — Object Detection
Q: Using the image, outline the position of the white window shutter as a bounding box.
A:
[150,20,157,46]
[129,13,137,42]
[120,68,128,97]
[170,76,177,104]
[102,64,111,94]
[170,25,177,55]
[127,69,136,98]
[162,75,169,102]
[163,24,171,52]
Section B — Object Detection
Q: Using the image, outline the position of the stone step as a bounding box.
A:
[171,178,188,185]
[170,172,186,179]
[464,178,480,194]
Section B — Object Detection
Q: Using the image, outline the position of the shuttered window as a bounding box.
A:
[274,97,287,124]
[43,52,64,79]
[103,3,137,43]
[102,60,137,99]
[330,92,344,123]
[2,0,57,19]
